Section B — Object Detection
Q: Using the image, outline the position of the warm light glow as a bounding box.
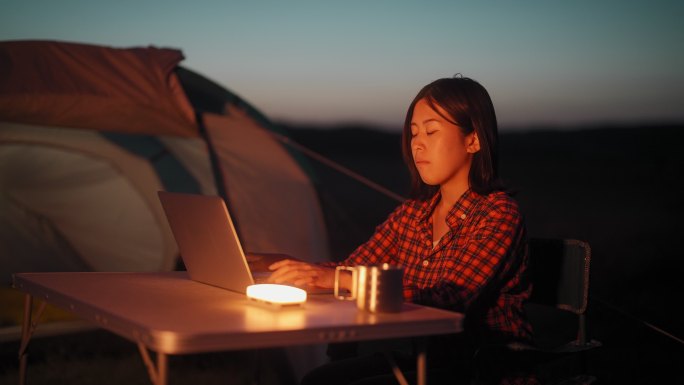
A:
[244,306,306,329]
[246,284,307,305]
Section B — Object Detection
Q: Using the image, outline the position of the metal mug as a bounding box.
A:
[334,263,404,313]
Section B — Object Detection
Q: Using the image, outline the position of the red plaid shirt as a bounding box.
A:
[338,189,532,343]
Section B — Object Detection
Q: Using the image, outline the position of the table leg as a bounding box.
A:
[18,294,32,385]
[384,351,410,385]
[18,294,47,385]
[416,338,427,385]
[157,352,167,385]
[384,337,429,385]
[137,342,168,385]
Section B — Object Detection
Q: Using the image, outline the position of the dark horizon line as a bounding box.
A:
[276,119,684,134]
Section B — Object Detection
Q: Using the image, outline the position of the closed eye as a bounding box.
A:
[424,120,441,135]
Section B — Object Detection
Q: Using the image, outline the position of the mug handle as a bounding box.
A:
[334,266,357,300]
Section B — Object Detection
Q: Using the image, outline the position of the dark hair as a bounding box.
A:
[401,76,504,200]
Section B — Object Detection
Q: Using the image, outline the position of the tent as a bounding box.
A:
[0,40,330,284]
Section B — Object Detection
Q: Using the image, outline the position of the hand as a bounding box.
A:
[267,259,336,289]
[246,252,299,272]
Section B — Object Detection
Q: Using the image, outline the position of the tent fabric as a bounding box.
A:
[0,39,332,381]
[0,40,197,137]
[99,132,203,195]
[0,123,178,282]
[157,136,218,196]
[0,40,330,281]
[204,108,329,261]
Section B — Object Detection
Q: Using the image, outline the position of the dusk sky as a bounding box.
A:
[2,1,683,131]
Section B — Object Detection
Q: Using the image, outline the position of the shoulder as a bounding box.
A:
[477,191,522,222]
[387,198,430,223]
[402,197,430,212]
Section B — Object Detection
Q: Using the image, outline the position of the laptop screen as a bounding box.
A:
[158,191,255,294]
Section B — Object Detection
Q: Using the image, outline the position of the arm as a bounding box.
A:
[268,204,406,288]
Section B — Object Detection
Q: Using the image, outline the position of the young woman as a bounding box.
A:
[268,76,534,384]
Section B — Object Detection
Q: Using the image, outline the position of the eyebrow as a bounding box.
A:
[410,118,441,126]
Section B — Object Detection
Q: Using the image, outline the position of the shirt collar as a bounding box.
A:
[421,188,481,227]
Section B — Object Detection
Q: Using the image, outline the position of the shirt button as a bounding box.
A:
[422,260,429,267]
[460,214,466,220]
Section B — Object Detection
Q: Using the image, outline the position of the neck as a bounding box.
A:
[439,182,469,209]
[438,156,472,209]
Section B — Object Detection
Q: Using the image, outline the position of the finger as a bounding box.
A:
[268,261,307,281]
[267,265,294,282]
[269,268,310,284]
[270,261,315,276]
[268,259,295,270]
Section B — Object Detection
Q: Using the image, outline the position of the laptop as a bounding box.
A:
[158,191,330,295]
[158,191,274,294]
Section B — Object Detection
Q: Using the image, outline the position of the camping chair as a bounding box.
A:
[472,238,602,385]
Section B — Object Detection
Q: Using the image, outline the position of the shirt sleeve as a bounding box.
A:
[403,200,524,312]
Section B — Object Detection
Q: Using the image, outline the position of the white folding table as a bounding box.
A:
[13,272,463,385]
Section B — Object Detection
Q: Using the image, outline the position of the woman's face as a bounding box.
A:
[410,98,478,188]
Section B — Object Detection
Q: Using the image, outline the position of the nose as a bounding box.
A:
[412,133,425,152]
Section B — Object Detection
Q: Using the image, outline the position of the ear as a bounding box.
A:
[466,132,481,154]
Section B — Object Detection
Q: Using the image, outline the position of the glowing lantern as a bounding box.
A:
[246,284,307,306]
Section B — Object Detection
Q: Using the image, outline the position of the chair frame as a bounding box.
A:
[525,238,599,351]
[472,238,601,384]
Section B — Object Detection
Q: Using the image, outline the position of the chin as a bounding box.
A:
[419,176,441,186]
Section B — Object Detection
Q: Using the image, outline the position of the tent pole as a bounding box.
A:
[269,131,405,203]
